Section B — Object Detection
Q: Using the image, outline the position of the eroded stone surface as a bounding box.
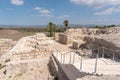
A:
[0,33,54,80]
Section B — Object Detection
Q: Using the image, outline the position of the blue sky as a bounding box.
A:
[0,0,120,25]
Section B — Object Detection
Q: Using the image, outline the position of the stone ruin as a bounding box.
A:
[0,33,54,80]
[9,33,53,61]
[5,59,50,80]
[55,27,120,59]
[55,28,98,47]
[56,33,72,44]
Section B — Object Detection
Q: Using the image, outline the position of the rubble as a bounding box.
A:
[0,33,54,80]
[72,40,84,49]
[55,27,120,59]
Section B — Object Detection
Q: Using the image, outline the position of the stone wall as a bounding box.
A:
[0,33,54,80]
[9,33,53,61]
[55,28,98,45]
[57,33,72,44]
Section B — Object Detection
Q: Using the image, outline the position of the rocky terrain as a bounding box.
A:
[0,39,15,54]
[0,27,120,80]
[81,28,120,59]
[77,75,120,80]
[56,27,120,59]
[0,33,54,80]
[55,27,120,80]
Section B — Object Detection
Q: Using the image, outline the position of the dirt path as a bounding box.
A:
[52,41,71,52]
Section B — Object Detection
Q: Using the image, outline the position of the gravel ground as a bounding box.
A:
[78,75,120,80]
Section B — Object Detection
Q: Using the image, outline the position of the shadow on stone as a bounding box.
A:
[61,64,88,80]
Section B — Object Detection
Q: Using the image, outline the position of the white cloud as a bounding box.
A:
[34,7,52,17]
[70,0,120,8]
[94,7,120,15]
[11,0,24,5]
[58,15,69,19]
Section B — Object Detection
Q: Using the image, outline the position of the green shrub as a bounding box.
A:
[54,76,58,80]
[0,64,3,69]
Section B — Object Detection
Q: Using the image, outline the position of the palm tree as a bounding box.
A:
[63,20,69,31]
[48,22,56,37]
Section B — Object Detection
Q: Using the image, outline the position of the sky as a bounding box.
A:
[0,0,120,25]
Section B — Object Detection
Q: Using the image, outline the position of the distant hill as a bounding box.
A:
[0,24,120,28]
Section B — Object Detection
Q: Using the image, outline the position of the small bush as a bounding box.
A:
[0,64,4,69]
[54,76,58,80]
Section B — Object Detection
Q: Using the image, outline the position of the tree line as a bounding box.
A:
[94,24,116,29]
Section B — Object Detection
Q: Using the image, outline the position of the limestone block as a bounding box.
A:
[58,33,68,44]
[72,40,80,49]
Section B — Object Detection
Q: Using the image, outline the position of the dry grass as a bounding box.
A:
[0,29,35,40]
